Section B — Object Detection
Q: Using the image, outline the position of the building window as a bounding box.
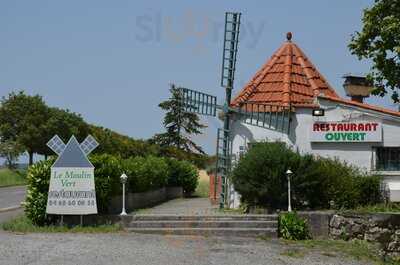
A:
[375,147,400,171]
[239,146,246,159]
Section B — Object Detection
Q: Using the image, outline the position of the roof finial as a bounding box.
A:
[286,32,292,42]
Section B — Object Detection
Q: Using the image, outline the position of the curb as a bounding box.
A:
[0,205,22,213]
[0,184,27,189]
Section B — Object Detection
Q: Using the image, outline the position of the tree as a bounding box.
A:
[0,91,49,165]
[152,84,206,154]
[0,139,24,168]
[349,0,400,102]
[90,125,160,158]
[39,107,90,159]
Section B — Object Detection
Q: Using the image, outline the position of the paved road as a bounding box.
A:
[139,198,218,215]
[0,208,24,224]
[0,186,26,223]
[0,231,373,265]
[0,186,26,210]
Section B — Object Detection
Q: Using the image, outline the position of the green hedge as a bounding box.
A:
[231,142,383,210]
[123,156,169,193]
[24,154,198,225]
[166,158,198,194]
[25,159,55,226]
[90,154,124,213]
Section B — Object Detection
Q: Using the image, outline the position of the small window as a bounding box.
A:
[375,147,400,171]
[239,146,246,159]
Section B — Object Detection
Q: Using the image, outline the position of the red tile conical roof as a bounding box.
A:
[232,33,340,108]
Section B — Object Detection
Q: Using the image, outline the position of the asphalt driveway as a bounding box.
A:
[0,186,26,210]
[0,186,26,223]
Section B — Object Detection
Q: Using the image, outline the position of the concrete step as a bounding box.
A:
[128,214,278,222]
[127,220,278,229]
[127,227,277,237]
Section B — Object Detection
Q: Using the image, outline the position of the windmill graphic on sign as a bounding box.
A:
[46,135,99,215]
[176,12,292,208]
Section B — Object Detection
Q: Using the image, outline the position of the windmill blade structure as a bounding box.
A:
[80,135,99,155]
[178,12,293,208]
[47,135,99,156]
[47,135,66,156]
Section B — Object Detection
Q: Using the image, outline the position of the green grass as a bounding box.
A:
[194,177,209,198]
[214,207,246,215]
[0,168,27,187]
[280,248,306,258]
[342,203,400,214]
[278,239,399,265]
[2,215,122,233]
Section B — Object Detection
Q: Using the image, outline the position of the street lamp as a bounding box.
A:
[120,173,128,216]
[286,169,293,212]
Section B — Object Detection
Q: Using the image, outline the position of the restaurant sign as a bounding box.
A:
[310,122,382,142]
[46,135,99,215]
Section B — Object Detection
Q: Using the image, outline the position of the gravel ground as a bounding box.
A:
[0,230,374,265]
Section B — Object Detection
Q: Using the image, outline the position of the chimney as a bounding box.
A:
[343,75,373,103]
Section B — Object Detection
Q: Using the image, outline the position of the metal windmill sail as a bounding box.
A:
[46,135,66,156]
[178,12,292,208]
[47,135,99,156]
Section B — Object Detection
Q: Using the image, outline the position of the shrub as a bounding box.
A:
[231,142,300,208]
[25,158,54,226]
[89,154,124,213]
[25,155,124,225]
[279,212,310,240]
[166,158,199,194]
[355,175,383,206]
[295,157,362,209]
[25,154,174,225]
[231,142,383,210]
[123,156,169,193]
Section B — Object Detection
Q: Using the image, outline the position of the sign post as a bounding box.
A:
[46,135,99,219]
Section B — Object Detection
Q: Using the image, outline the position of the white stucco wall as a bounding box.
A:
[229,99,400,207]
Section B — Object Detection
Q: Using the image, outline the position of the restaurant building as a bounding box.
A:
[228,33,400,207]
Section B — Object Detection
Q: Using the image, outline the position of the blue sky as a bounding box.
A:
[0,0,389,157]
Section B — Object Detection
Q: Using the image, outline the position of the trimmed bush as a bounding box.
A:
[24,154,175,225]
[123,156,169,193]
[166,158,199,194]
[279,212,310,240]
[231,142,300,208]
[231,142,383,210]
[356,175,383,206]
[25,155,124,225]
[90,154,124,213]
[25,159,54,226]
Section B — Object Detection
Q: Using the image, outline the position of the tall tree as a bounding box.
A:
[349,0,400,102]
[0,91,49,165]
[153,84,206,154]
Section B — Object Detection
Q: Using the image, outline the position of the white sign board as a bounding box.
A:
[310,122,382,142]
[47,167,97,215]
[46,135,99,215]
